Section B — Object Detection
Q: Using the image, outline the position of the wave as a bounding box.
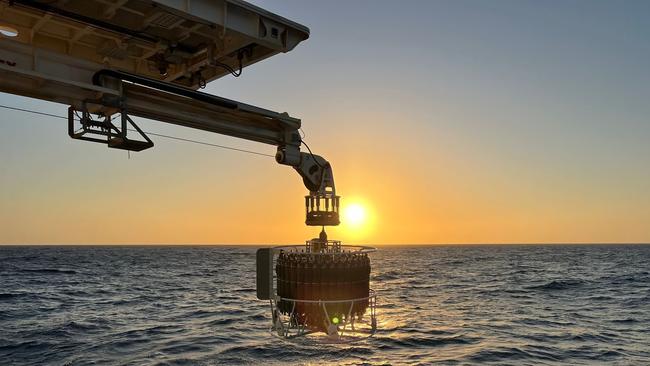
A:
[232,288,255,293]
[184,309,219,318]
[0,293,30,300]
[611,318,638,324]
[206,318,238,326]
[623,296,650,306]
[216,344,303,362]
[517,318,575,327]
[525,279,584,291]
[247,313,267,321]
[378,334,477,349]
[0,340,55,354]
[373,272,399,281]
[21,268,78,275]
[570,332,615,343]
[61,320,109,333]
[566,348,625,360]
[466,346,534,362]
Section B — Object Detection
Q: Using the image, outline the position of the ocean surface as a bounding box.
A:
[1,245,649,365]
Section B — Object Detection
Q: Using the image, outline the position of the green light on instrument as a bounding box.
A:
[332,316,340,325]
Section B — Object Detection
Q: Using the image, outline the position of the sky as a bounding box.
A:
[1,0,649,245]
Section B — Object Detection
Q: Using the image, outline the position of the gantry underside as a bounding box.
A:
[0,0,309,89]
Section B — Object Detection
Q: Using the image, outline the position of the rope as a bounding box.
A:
[0,104,274,158]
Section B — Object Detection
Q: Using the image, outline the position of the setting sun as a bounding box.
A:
[343,203,367,226]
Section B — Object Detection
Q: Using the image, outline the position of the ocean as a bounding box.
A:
[1,245,649,365]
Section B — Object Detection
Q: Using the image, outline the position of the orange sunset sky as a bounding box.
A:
[1,1,649,245]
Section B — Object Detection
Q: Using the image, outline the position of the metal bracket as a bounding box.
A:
[68,100,154,152]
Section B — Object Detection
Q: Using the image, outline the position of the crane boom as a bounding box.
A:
[0,0,340,226]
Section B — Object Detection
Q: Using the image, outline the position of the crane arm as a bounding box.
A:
[282,151,336,195]
[0,0,338,225]
[79,69,340,225]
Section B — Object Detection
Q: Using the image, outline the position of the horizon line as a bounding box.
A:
[1,242,649,246]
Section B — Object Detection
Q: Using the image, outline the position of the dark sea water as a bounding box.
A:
[1,245,649,365]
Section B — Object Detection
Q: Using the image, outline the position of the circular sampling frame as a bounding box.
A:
[268,241,377,342]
